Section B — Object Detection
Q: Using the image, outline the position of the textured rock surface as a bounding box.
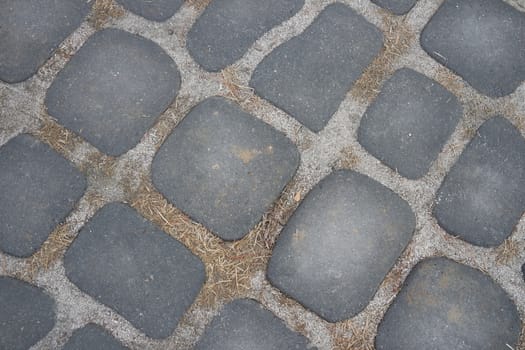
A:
[195,299,313,350]
[64,203,205,339]
[358,68,461,179]
[421,0,525,97]
[0,134,86,257]
[376,258,521,350]
[268,170,415,322]
[45,29,180,156]
[116,0,183,22]
[63,324,128,350]
[0,277,56,350]
[371,0,418,15]
[250,3,383,132]
[434,117,525,246]
[0,0,91,83]
[152,97,299,240]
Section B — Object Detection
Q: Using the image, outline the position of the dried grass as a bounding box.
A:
[333,319,375,350]
[495,238,521,265]
[185,0,212,11]
[351,13,415,103]
[89,0,125,29]
[35,119,80,158]
[220,66,260,109]
[339,146,360,169]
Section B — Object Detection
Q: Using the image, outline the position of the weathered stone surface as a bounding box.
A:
[371,0,418,15]
[421,0,525,97]
[250,3,383,132]
[376,258,521,350]
[116,0,182,22]
[63,324,127,350]
[195,299,313,350]
[45,28,180,156]
[0,0,91,83]
[434,117,525,246]
[64,203,205,339]
[358,68,462,179]
[187,0,304,71]
[0,277,56,350]
[152,97,299,240]
[0,134,86,257]
[268,170,415,322]
[522,263,525,281]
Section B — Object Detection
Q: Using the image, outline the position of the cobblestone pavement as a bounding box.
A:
[1,0,525,349]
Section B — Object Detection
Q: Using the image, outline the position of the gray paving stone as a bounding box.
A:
[45,28,180,156]
[63,324,128,350]
[250,3,383,132]
[421,0,525,97]
[115,0,182,22]
[376,258,521,350]
[152,97,299,240]
[434,117,525,247]
[0,0,91,83]
[371,0,418,15]
[358,68,462,179]
[267,170,415,322]
[63,203,205,339]
[522,263,525,282]
[0,277,56,350]
[187,0,304,72]
[0,134,86,257]
[195,299,313,350]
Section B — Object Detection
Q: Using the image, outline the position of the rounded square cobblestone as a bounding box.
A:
[115,0,182,22]
[152,96,299,240]
[195,299,314,350]
[358,68,462,179]
[45,28,181,156]
[63,202,205,339]
[376,258,521,350]
[63,324,128,350]
[250,3,383,132]
[0,277,56,350]
[267,170,415,322]
[421,0,525,97]
[371,0,418,15]
[187,0,304,72]
[0,134,87,257]
[434,116,525,247]
[0,0,91,83]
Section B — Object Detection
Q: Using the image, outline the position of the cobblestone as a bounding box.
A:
[268,170,415,322]
[371,0,418,15]
[152,97,299,240]
[0,134,86,257]
[195,299,313,349]
[376,258,521,350]
[45,28,180,156]
[0,0,91,83]
[250,3,383,132]
[434,117,525,247]
[115,0,182,22]
[63,324,128,350]
[187,0,304,72]
[358,68,461,179]
[0,277,55,350]
[64,203,205,339]
[421,0,525,97]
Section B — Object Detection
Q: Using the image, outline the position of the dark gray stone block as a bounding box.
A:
[250,3,383,132]
[421,0,525,97]
[376,258,521,350]
[371,0,418,15]
[45,29,180,156]
[63,324,127,350]
[195,299,313,350]
[358,68,462,179]
[115,0,182,22]
[187,0,304,72]
[0,0,91,83]
[267,170,415,322]
[0,134,87,257]
[64,203,205,339]
[0,277,56,350]
[152,97,299,240]
[434,117,525,247]
[522,263,525,281]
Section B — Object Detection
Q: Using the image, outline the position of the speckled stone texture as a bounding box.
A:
[371,0,418,15]
[115,0,183,22]
[376,258,521,350]
[63,324,128,350]
[268,170,415,322]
